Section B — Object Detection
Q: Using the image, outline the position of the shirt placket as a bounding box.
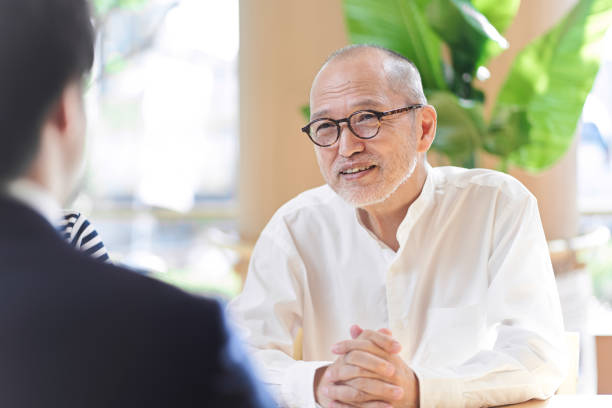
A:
[384,168,436,360]
[385,218,419,359]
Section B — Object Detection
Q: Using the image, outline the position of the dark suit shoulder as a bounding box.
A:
[0,197,275,407]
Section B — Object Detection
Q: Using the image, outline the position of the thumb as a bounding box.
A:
[378,328,393,336]
[350,324,363,339]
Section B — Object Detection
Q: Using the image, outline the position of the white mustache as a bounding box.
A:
[332,153,379,174]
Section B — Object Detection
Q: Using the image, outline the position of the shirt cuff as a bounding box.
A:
[413,366,464,408]
[281,360,330,408]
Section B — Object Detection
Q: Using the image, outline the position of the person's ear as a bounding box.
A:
[417,105,436,153]
[43,90,70,138]
[43,82,87,153]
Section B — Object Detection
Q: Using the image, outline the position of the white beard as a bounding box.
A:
[343,154,417,208]
[316,121,420,209]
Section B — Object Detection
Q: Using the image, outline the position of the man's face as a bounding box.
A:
[310,53,419,207]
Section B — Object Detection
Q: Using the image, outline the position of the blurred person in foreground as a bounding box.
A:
[229,45,567,408]
[0,1,275,407]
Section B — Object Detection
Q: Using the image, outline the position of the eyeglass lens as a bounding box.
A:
[311,111,380,146]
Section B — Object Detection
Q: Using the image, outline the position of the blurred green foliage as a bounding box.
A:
[91,0,156,83]
[340,0,612,172]
[94,0,148,16]
[583,240,612,303]
[156,267,242,298]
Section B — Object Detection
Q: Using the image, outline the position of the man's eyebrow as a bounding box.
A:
[310,109,329,121]
[350,98,386,109]
[311,99,386,121]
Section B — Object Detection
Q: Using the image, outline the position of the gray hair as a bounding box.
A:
[321,44,427,105]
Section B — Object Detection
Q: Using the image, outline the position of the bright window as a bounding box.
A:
[578,26,612,307]
[78,0,242,297]
[86,0,239,211]
[579,27,612,213]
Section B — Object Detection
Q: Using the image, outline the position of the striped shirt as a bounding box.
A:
[59,211,111,263]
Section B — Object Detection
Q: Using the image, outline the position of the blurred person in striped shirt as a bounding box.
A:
[59,211,111,263]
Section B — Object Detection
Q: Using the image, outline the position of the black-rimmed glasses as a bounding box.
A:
[301,104,424,147]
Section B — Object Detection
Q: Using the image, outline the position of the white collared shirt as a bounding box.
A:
[5,179,62,226]
[229,166,567,408]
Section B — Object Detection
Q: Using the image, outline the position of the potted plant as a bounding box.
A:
[339,2,612,378]
[342,0,612,172]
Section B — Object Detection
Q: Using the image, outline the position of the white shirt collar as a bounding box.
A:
[353,163,438,250]
[4,179,63,226]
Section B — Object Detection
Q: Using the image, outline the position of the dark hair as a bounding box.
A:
[0,0,95,185]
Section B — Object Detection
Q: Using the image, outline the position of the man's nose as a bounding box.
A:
[337,123,365,158]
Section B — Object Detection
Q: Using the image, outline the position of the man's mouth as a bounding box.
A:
[339,164,376,175]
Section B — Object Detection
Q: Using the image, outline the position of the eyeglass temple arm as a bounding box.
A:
[380,104,424,118]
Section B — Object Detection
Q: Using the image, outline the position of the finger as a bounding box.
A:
[356,329,402,354]
[343,350,396,377]
[332,339,392,359]
[357,401,393,408]
[328,402,352,408]
[326,361,387,382]
[377,328,392,336]
[323,383,376,404]
[344,377,404,401]
[351,324,364,339]
[328,401,359,408]
[330,400,391,408]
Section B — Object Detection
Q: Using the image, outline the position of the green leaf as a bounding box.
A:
[428,91,485,168]
[483,106,530,157]
[471,0,520,66]
[343,0,447,91]
[301,104,310,121]
[472,0,520,34]
[494,0,612,171]
[426,0,508,81]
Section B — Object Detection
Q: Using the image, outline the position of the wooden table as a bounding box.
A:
[497,395,612,407]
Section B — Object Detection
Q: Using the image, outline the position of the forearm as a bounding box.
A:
[414,328,566,408]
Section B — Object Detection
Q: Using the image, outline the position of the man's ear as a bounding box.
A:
[43,82,86,144]
[44,91,69,136]
[417,105,436,153]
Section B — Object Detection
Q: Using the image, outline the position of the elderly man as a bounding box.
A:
[0,1,274,406]
[230,44,567,408]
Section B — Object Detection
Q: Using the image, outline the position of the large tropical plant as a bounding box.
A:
[343,0,612,171]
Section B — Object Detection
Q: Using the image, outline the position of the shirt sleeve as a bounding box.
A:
[414,193,568,408]
[228,230,331,408]
[205,299,279,408]
[62,212,111,263]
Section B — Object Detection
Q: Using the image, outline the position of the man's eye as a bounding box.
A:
[316,122,334,131]
[356,113,376,122]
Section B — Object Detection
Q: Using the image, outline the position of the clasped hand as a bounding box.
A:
[314,326,419,408]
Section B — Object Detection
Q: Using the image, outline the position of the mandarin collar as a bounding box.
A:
[353,163,439,251]
[395,163,440,248]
